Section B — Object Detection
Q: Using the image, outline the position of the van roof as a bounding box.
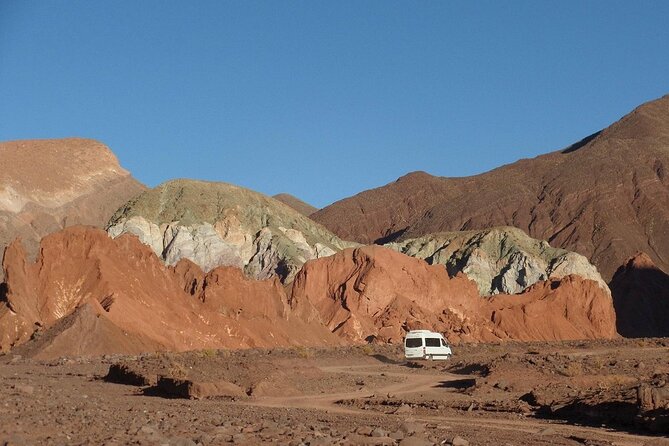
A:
[406,330,442,336]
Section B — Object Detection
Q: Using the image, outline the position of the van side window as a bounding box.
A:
[441,339,448,347]
[405,338,422,348]
[425,338,441,347]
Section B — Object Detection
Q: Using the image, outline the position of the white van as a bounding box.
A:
[404,330,452,360]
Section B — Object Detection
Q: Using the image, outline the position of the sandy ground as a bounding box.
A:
[1,340,669,445]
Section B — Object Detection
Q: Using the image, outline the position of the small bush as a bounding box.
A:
[295,346,313,359]
[361,345,374,356]
[559,361,584,377]
[199,349,217,358]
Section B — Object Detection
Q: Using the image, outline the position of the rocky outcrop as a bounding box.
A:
[609,253,669,338]
[487,276,618,341]
[0,228,618,357]
[291,246,618,344]
[387,227,608,296]
[107,179,355,282]
[312,94,669,282]
[0,138,145,280]
[273,193,318,216]
[290,245,494,344]
[0,226,340,357]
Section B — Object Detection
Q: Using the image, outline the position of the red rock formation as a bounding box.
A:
[609,253,669,338]
[0,138,146,280]
[0,229,618,358]
[487,276,618,341]
[290,245,494,344]
[312,95,669,281]
[291,246,618,344]
[0,226,340,357]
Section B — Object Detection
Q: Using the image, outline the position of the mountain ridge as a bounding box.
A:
[312,94,669,280]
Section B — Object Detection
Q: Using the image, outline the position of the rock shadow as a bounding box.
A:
[610,263,669,338]
[434,378,477,390]
[561,131,601,154]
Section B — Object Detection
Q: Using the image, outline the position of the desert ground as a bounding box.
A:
[2,339,668,446]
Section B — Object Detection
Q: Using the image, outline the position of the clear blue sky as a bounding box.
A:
[1,1,668,208]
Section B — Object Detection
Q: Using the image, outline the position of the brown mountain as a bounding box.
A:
[0,138,145,279]
[609,253,669,338]
[312,94,669,281]
[273,193,318,216]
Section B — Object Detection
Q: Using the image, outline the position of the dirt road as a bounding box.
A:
[1,340,668,445]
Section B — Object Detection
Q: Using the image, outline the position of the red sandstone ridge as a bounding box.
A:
[290,246,618,344]
[312,95,669,281]
[609,253,669,338]
[0,138,146,280]
[487,276,617,341]
[290,245,493,344]
[0,226,340,358]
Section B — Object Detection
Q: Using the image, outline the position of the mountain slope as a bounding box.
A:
[0,138,146,279]
[312,95,669,280]
[0,228,617,356]
[273,193,318,216]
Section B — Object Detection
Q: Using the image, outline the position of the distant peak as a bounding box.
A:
[395,171,436,182]
[599,93,669,141]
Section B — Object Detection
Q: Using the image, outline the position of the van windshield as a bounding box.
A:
[405,338,422,348]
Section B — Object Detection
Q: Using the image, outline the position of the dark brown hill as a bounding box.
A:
[312,95,669,280]
[609,253,669,338]
[0,138,146,280]
[273,193,318,216]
